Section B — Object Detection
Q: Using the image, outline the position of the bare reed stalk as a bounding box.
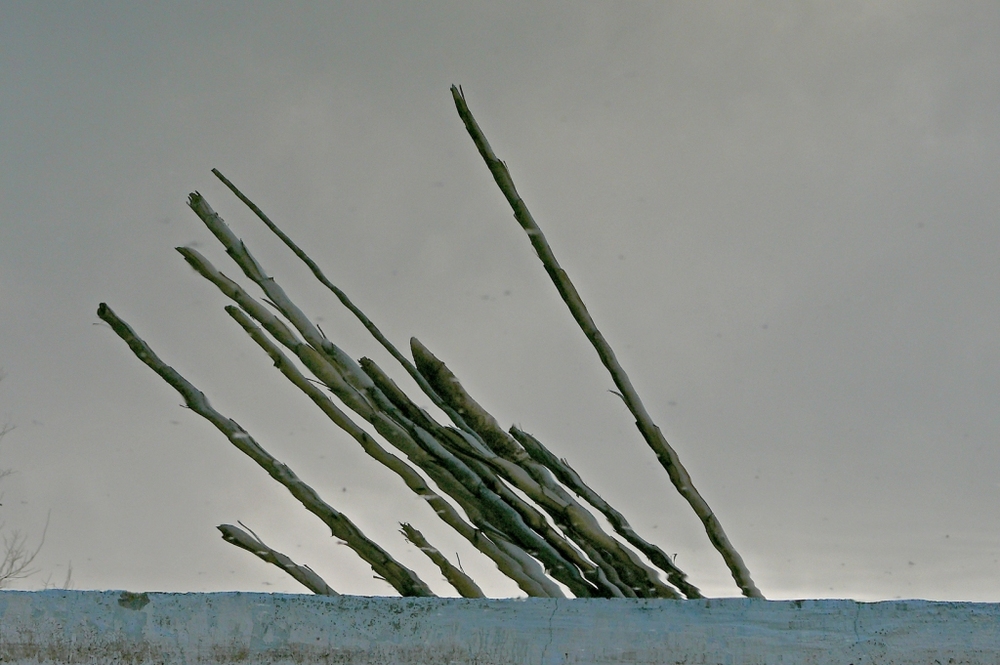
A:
[187,193,375,401]
[183,194,598,598]
[399,523,485,598]
[220,303,561,597]
[217,523,338,595]
[96,303,434,597]
[511,426,703,599]
[210,169,481,441]
[179,240,576,598]
[179,242,567,597]
[450,84,762,598]
[357,354,630,597]
[411,338,681,599]
[203,175,681,597]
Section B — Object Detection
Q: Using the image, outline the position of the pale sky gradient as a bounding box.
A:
[1,2,998,601]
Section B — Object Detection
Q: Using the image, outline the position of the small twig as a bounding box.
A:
[0,512,48,588]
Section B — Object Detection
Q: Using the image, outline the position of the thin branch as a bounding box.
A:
[40,561,73,590]
[97,302,434,597]
[218,523,339,596]
[451,84,762,598]
[0,513,48,588]
[185,193,604,596]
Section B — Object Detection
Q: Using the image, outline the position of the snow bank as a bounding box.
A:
[0,590,997,664]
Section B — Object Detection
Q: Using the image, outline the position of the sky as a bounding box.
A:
[1,2,998,602]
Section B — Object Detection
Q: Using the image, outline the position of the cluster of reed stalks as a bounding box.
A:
[98,87,760,599]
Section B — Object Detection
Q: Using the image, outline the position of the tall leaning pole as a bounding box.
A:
[451,85,762,598]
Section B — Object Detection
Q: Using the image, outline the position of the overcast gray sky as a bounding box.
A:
[1,2,998,601]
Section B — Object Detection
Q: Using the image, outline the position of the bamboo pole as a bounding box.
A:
[217,523,338,596]
[96,303,434,597]
[450,85,762,598]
